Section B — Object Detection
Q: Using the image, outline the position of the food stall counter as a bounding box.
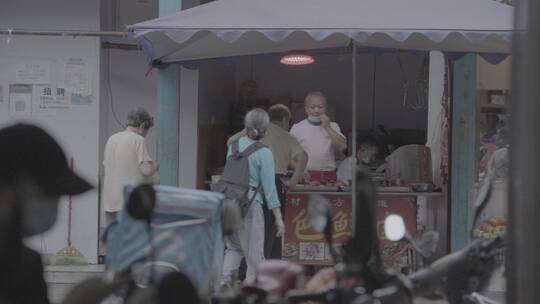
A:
[282,188,441,270]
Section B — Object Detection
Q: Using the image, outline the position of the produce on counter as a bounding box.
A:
[473,217,507,240]
[301,171,347,187]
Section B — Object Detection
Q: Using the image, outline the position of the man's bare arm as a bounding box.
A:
[286,151,308,188]
[321,115,347,153]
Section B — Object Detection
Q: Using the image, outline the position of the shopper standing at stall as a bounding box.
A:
[290,91,347,181]
[228,104,308,258]
[102,107,159,225]
[221,108,285,286]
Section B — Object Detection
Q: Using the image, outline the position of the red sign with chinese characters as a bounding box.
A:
[376,195,417,269]
[283,193,353,265]
[283,193,416,267]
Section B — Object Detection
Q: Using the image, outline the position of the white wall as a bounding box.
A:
[0,0,101,263]
[234,52,428,132]
[0,0,206,263]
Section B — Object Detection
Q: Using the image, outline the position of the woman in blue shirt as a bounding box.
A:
[221,109,285,286]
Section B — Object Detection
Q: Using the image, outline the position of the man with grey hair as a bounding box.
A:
[103,107,159,225]
[290,92,346,178]
[221,108,285,286]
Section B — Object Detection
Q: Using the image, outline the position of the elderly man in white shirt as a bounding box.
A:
[102,108,159,225]
[290,92,347,179]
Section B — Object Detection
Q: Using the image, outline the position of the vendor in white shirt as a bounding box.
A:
[290,92,347,180]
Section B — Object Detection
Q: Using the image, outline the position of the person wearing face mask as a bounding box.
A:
[337,136,381,185]
[0,123,93,304]
[102,107,159,225]
[290,91,347,182]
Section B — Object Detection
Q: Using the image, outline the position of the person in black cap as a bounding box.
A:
[0,123,93,304]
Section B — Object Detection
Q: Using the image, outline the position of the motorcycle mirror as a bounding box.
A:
[307,194,331,233]
[126,184,156,222]
[384,214,406,241]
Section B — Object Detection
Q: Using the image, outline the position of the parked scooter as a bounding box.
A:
[61,184,160,304]
[62,183,240,304]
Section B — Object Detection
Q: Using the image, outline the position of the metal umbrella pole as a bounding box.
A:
[351,41,358,231]
[0,28,127,37]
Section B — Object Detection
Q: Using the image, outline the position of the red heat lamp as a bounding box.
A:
[280,51,315,66]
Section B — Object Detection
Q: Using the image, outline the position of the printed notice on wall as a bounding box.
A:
[15,60,52,84]
[62,57,92,104]
[32,85,70,116]
[9,84,32,116]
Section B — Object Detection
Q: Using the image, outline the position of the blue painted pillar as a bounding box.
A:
[450,54,477,251]
[157,0,182,186]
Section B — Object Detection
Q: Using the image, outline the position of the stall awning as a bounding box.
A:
[129,0,513,64]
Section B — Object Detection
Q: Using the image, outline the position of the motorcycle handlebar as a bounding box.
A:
[286,289,327,303]
[275,238,503,304]
[409,237,504,298]
[286,285,412,304]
